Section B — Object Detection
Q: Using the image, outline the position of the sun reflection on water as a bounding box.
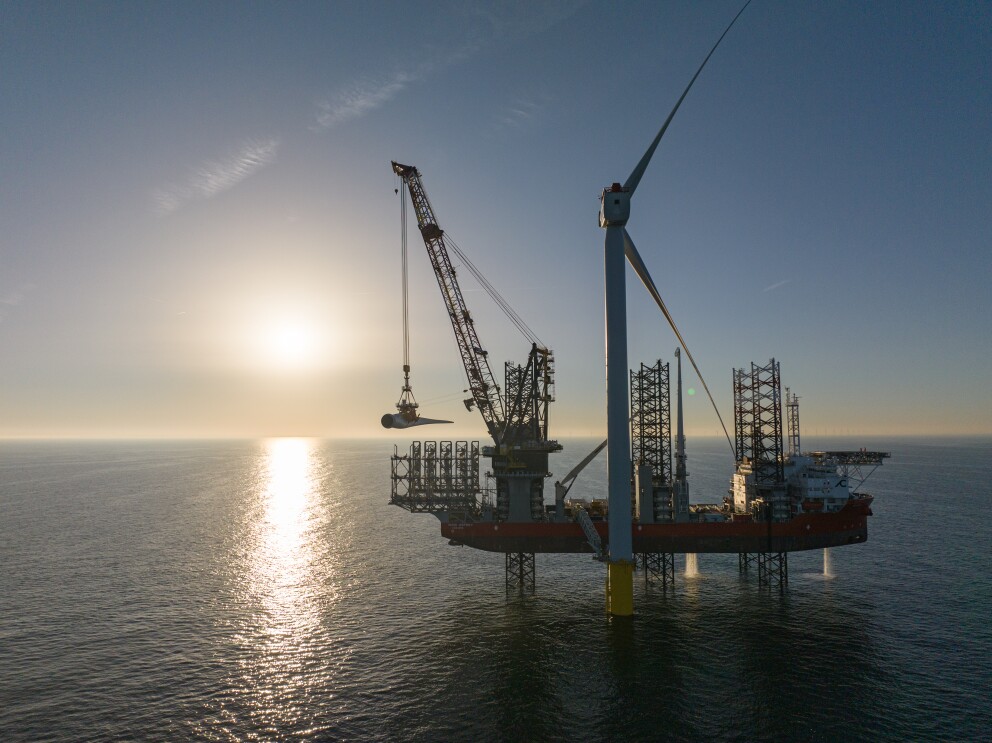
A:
[233,437,335,734]
[263,438,316,560]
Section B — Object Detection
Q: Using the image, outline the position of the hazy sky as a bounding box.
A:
[1,1,989,439]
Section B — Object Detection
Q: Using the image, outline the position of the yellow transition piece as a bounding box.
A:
[606,560,634,616]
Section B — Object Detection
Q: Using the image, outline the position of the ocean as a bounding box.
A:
[1,436,989,742]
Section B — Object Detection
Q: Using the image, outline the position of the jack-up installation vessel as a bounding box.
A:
[384,2,888,613]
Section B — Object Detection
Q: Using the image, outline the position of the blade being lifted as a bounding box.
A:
[623,230,734,457]
[381,411,452,429]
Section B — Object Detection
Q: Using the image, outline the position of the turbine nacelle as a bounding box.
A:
[599,183,631,227]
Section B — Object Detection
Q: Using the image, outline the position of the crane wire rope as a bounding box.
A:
[400,183,410,369]
[444,233,544,350]
[400,168,543,359]
[415,389,472,406]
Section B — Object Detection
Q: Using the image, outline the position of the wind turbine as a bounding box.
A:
[600,1,751,616]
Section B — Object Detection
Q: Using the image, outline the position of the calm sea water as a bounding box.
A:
[1,436,989,742]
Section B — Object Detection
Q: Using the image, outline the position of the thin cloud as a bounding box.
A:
[313,71,416,131]
[763,279,792,293]
[0,282,36,322]
[310,4,583,133]
[153,138,280,214]
[311,39,485,132]
[490,94,556,133]
[497,99,542,129]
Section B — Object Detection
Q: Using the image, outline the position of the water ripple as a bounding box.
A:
[1,437,990,741]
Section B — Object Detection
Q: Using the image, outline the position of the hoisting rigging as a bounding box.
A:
[380,168,452,430]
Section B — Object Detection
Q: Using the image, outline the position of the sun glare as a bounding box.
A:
[259,318,322,370]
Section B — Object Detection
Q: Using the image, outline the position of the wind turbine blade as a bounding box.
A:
[622,229,736,459]
[410,416,454,427]
[381,413,453,429]
[623,0,753,195]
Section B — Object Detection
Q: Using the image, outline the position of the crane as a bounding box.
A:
[390,161,560,523]
[391,162,506,443]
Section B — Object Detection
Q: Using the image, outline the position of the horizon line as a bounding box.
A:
[1,432,989,442]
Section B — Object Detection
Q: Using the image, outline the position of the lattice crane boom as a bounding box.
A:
[392,161,506,442]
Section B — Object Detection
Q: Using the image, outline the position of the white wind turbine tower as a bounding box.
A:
[600,1,751,616]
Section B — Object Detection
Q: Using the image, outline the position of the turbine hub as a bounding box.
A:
[599,184,631,227]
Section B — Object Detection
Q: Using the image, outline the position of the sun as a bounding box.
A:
[259,318,322,370]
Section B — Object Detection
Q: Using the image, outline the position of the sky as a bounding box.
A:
[1,0,989,439]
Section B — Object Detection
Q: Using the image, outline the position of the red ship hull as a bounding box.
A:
[441,496,873,554]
